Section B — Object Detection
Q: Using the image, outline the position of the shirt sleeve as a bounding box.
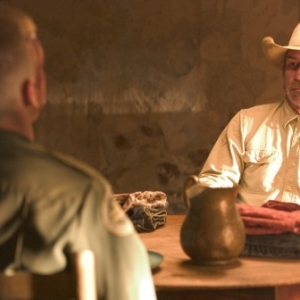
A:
[74,179,157,300]
[198,111,245,188]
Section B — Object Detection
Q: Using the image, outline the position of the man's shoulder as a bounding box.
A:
[241,101,283,114]
[0,134,110,194]
[41,148,111,194]
[46,148,104,181]
[0,132,101,180]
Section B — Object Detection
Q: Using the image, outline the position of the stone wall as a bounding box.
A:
[4,0,299,213]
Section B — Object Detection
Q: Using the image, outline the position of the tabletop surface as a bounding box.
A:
[140,215,300,290]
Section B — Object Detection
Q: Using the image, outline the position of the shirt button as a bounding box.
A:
[287,186,292,191]
[292,163,296,167]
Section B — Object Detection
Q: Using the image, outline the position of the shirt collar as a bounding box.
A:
[281,100,300,128]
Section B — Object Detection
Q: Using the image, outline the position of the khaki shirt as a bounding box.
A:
[0,131,156,300]
[198,100,300,206]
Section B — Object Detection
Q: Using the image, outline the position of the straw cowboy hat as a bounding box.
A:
[262,23,300,69]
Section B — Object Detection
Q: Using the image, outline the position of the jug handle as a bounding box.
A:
[183,175,200,209]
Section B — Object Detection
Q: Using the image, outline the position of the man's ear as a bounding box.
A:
[22,77,39,108]
[22,77,43,122]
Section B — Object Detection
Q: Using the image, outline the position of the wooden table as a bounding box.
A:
[140,215,300,300]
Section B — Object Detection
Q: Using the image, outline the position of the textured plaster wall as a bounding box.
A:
[4,0,299,213]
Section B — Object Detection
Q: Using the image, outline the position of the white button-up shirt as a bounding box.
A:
[198,100,300,206]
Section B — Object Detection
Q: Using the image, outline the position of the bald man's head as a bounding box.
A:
[0,4,40,112]
[0,4,46,140]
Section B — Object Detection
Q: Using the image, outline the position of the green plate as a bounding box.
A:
[148,250,163,270]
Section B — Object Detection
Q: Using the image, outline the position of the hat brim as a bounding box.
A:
[262,36,300,69]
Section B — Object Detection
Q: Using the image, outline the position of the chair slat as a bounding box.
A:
[0,250,97,300]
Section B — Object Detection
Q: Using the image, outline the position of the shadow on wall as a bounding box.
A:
[35,103,214,214]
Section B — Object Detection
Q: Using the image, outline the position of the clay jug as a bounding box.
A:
[180,175,245,265]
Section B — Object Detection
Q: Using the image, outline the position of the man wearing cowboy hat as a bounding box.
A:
[191,23,300,206]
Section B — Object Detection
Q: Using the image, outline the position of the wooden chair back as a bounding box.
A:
[0,250,97,300]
